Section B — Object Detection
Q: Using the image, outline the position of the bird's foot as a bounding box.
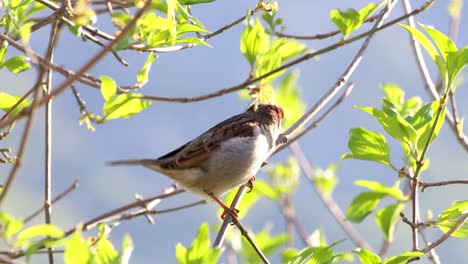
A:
[205,190,240,223]
[247,175,256,193]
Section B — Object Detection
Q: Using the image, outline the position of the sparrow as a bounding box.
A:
[109,103,284,219]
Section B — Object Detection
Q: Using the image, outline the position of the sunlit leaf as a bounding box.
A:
[0,92,32,115]
[330,3,378,38]
[4,56,30,73]
[438,200,468,221]
[103,93,151,120]
[354,180,403,200]
[375,203,405,242]
[342,128,392,167]
[353,248,381,264]
[137,52,158,85]
[240,18,270,66]
[346,192,385,222]
[0,212,23,239]
[437,219,468,238]
[383,251,424,264]
[100,76,117,102]
[65,230,92,264]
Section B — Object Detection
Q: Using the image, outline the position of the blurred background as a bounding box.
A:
[0,0,467,263]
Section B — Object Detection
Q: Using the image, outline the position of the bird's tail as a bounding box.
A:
[107,159,157,166]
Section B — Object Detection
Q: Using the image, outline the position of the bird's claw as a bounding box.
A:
[247,175,256,193]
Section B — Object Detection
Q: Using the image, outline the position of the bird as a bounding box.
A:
[108,103,284,220]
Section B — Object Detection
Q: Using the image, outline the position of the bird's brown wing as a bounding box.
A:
[157,113,256,170]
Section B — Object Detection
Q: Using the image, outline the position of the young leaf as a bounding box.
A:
[354,180,403,200]
[400,24,438,61]
[64,230,92,264]
[100,76,117,102]
[438,200,468,221]
[240,18,270,67]
[0,41,8,64]
[313,163,339,195]
[436,219,468,238]
[95,239,118,264]
[342,128,392,167]
[330,3,377,38]
[382,83,404,109]
[178,0,215,4]
[353,248,381,264]
[16,224,64,246]
[383,251,424,264]
[137,52,158,85]
[103,94,151,120]
[117,234,133,264]
[285,240,345,264]
[0,92,32,115]
[346,192,385,223]
[173,223,221,264]
[4,56,30,73]
[413,100,445,153]
[356,106,417,147]
[375,203,405,242]
[420,23,457,61]
[0,212,24,239]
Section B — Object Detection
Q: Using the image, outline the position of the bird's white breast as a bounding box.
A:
[184,126,270,197]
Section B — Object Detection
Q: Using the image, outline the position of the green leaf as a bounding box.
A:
[0,212,23,239]
[265,157,300,195]
[240,18,270,66]
[346,192,385,223]
[175,243,188,264]
[446,47,468,88]
[117,234,133,264]
[0,92,32,115]
[17,224,64,245]
[438,200,468,221]
[420,23,457,61]
[383,251,424,264]
[95,239,118,264]
[175,37,212,47]
[437,219,468,238]
[400,24,439,61]
[382,83,404,109]
[330,3,377,38]
[313,163,339,195]
[0,42,8,64]
[415,100,445,153]
[4,56,30,73]
[354,180,403,200]
[375,203,405,242]
[286,240,345,264]
[137,52,158,85]
[353,248,381,264]
[176,23,208,36]
[103,94,151,120]
[179,223,220,264]
[406,102,433,131]
[64,230,92,264]
[357,105,417,147]
[100,76,117,102]
[342,128,392,167]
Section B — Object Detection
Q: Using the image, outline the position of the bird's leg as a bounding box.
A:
[204,191,239,221]
[247,175,256,193]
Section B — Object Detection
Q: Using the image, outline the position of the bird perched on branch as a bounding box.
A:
[109,104,284,220]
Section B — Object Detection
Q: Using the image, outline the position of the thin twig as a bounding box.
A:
[0,0,434,130]
[42,19,61,264]
[280,195,312,247]
[290,142,373,250]
[274,83,354,154]
[420,180,468,191]
[24,180,80,223]
[403,0,468,152]
[421,213,468,253]
[213,185,247,247]
[275,0,402,146]
[0,74,49,207]
[273,13,381,40]
[0,0,153,130]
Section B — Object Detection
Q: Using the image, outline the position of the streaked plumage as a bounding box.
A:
[109,104,284,199]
